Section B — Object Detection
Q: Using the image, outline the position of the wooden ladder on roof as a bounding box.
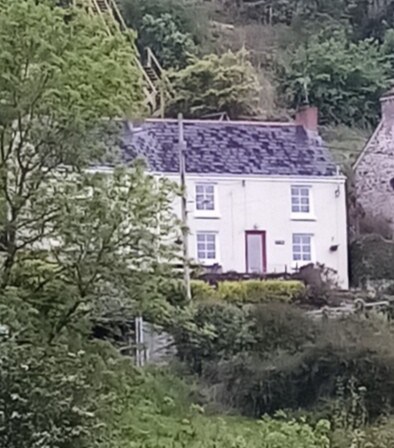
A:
[73,0,174,116]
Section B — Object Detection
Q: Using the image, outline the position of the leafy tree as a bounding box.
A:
[0,1,180,446]
[139,13,197,69]
[280,32,390,126]
[166,50,262,119]
[119,0,204,37]
[119,0,207,67]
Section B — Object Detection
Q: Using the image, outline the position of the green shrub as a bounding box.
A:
[217,280,306,303]
[212,315,394,419]
[171,301,255,373]
[350,234,394,286]
[160,278,188,306]
[191,280,216,301]
[217,281,247,302]
[253,302,317,355]
[245,280,306,303]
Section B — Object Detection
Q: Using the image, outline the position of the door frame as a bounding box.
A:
[245,230,267,273]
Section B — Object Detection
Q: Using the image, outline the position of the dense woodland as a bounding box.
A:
[2,1,394,448]
[119,0,394,162]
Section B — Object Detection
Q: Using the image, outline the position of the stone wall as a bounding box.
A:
[355,114,394,230]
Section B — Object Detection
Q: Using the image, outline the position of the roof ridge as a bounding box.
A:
[144,118,297,127]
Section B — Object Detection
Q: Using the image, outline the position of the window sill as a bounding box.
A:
[194,213,221,220]
[198,260,220,266]
[291,214,316,222]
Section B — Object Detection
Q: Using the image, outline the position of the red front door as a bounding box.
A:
[245,231,267,273]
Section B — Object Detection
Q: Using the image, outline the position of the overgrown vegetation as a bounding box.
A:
[4,1,394,447]
[119,0,394,159]
[173,299,394,424]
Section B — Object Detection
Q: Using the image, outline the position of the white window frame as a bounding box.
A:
[291,185,315,220]
[194,183,219,218]
[292,233,314,266]
[196,231,219,264]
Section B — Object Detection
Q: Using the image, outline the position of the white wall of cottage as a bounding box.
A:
[164,173,349,288]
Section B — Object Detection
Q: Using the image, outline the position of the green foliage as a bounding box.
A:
[119,0,207,68]
[252,302,316,355]
[139,13,197,69]
[166,50,262,119]
[231,0,392,41]
[171,301,255,373]
[0,2,180,446]
[320,125,369,166]
[191,280,216,301]
[212,314,394,419]
[163,279,305,304]
[280,31,390,126]
[216,281,246,302]
[0,341,107,448]
[120,0,203,38]
[283,34,390,126]
[333,417,394,448]
[217,280,306,303]
[106,365,332,448]
[350,234,394,286]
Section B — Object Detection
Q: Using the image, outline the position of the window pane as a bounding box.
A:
[206,185,214,193]
[293,245,301,253]
[196,185,204,193]
[197,233,217,261]
[301,197,309,205]
[293,236,301,244]
[294,254,301,261]
[301,188,309,196]
[303,254,311,261]
[301,206,310,212]
[301,236,310,244]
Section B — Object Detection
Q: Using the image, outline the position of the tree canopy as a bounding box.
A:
[0,1,179,446]
[167,50,262,119]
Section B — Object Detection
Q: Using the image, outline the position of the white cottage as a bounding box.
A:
[120,107,349,288]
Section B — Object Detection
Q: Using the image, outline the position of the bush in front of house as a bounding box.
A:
[209,313,394,420]
[190,280,216,301]
[190,279,306,303]
[216,280,306,303]
[163,279,307,304]
[171,298,394,422]
[171,300,255,374]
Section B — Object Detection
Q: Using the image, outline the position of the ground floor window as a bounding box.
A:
[196,232,217,262]
[292,233,312,262]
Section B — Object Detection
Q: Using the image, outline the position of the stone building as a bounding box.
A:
[354,89,394,234]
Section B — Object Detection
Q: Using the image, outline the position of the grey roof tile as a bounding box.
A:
[119,119,337,177]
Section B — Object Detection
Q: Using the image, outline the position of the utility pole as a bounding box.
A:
[178,113,192,301]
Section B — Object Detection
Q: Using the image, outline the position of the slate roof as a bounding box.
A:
[120,119,337,177]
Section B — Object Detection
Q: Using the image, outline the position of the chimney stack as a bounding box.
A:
[295,105,318,132]
[380,88,394,123]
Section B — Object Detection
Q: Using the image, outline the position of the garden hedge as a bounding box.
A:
[191,279,306,303]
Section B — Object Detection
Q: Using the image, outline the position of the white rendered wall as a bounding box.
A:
[166,173,349,288]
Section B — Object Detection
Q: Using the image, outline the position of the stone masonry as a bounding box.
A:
[355,89,394,229]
